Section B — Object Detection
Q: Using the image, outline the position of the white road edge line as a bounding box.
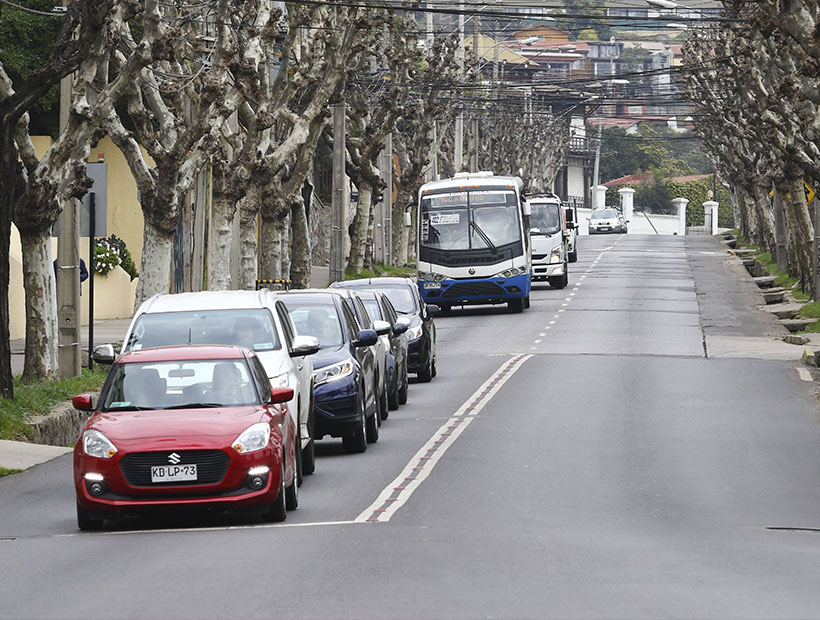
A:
[355,354,532,524]
[50,520,359,538]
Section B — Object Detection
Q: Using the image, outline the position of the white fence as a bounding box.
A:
[575,208,683,236]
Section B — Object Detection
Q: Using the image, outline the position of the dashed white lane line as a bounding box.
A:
[534,339,543,344]
[356,354,533,523]
[797,367,813,382]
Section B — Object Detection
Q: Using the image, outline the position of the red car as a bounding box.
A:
[73,345,298,530]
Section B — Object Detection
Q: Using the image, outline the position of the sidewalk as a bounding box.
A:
[10,317,132,377]
[9,266,333,378]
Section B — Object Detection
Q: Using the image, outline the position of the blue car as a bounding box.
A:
[280,290,380,454]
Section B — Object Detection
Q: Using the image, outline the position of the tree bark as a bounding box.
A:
[0,129,15,397]
[347,181,373,274]
[20,230,57,381]
[134,219,174,308]
[751,183,776,254]
[258,211,279,281]
[783,174,815,296]
[238,190,259,291]
[207,164,237,290]
[290,192,311,289]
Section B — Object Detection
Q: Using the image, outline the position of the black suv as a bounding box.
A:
[330,277,438,382]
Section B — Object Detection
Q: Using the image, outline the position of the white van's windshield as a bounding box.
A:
[125,309,281,353]
[529,202,561,235]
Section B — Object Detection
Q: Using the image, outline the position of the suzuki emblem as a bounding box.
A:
[468,268,475,275]
[168,452,181,464]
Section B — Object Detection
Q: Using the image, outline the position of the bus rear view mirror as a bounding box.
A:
[522,201,531,217]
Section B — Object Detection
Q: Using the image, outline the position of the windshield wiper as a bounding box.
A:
[162,402,223,410]
[104,405,152,411]
[470,221,497,253]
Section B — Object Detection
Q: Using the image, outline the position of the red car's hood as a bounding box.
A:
[86,406,268,442]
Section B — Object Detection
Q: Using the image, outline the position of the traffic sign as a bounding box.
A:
[768,181,815,204]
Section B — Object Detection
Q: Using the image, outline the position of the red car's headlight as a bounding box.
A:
[83,430,117,459]
[232,423,271,454]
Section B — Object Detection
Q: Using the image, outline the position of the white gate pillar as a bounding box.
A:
[618,187,634,225]
[703,200,719,235]
[594,185,608,210]
[672,197,688,236]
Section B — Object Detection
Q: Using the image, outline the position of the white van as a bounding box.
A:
[527,194,573,289]
[109,290,320,482]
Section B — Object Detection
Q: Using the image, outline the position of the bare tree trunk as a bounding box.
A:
[134,219,174,309]
[751,183,776,254]
[733,185,751,242]
[347,181,373,274]
[207,165,237,290]
[259,211,279,281]
[280,209,291,281]
[290,192,311,289]
[238,192,258,290]
[406,198,417,264]
[783,175,815,296]
[20,230,57,380]
[391,194,409,266]
[0,153,11,395]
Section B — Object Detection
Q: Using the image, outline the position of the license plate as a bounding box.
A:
[151,464,198,483]
[423,282,441,289]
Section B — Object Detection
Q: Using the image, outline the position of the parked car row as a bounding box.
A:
[72,277,438,530]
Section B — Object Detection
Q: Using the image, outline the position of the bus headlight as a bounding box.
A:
[419,272,446,282]
[495,267,526,278]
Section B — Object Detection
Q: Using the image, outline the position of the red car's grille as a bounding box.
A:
[119,450,230,486]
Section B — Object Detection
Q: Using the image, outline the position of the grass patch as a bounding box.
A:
[0,467,24,477]
[735,240,811,299]
[344,262,415,281]
[797,320,820,333]
[0,367,109,441]
[799,301,820,319]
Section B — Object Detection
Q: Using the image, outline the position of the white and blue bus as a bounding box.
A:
[416,172,532,313]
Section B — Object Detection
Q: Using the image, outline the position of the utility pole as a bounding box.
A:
[591,120,603,209]
[56,74,82,377]
[454,0,465,172]
[329,103,346,284]
[471,13,480,172]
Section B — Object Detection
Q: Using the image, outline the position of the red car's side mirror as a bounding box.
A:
[270,387,295,404]
[73,394,93,411]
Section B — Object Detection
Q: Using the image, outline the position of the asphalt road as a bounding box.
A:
[3,234,820,619]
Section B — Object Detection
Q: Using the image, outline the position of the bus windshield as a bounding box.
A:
[420,190,520,251]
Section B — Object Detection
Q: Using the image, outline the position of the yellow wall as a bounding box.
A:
[9,136,145,341]
[96,136,145,264]
[9,225,25,342]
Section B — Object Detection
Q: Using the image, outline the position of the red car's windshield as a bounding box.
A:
[100,359,261,411]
